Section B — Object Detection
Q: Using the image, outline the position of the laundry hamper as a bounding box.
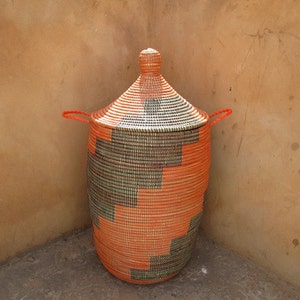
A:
[62,48,232,284]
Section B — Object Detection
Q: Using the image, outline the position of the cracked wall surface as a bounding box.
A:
[148,0,300,286]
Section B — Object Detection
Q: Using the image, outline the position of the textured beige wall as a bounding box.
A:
[150,0,300,287]
[1,0,299,287]
[0,0,150,261]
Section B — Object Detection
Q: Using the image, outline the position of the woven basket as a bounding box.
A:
[62,48,232,284]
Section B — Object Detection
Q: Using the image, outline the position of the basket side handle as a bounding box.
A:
[209,109,232,127]
[62,110,90,124]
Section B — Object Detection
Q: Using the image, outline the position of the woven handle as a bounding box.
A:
[209,109,232,127]
[62,110,90,124]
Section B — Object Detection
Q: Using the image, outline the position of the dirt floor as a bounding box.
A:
[0,228,299,300]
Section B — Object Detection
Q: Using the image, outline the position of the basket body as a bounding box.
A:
[87,121,210,284]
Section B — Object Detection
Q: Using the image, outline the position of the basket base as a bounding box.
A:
[97,253,180,284]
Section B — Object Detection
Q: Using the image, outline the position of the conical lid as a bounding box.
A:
[91,48,208,131]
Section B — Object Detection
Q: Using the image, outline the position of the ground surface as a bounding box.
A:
[0,228,299,300]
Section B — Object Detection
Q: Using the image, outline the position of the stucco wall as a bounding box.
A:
[0,0,150,262]
[150,0,300,286]
[0,0,299,287]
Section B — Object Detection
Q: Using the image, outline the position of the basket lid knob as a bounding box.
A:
[139,48,161,74]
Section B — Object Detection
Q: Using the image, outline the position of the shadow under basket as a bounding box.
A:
[62,48,232,284]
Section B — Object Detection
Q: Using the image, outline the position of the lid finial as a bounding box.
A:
[139,48,161,74]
